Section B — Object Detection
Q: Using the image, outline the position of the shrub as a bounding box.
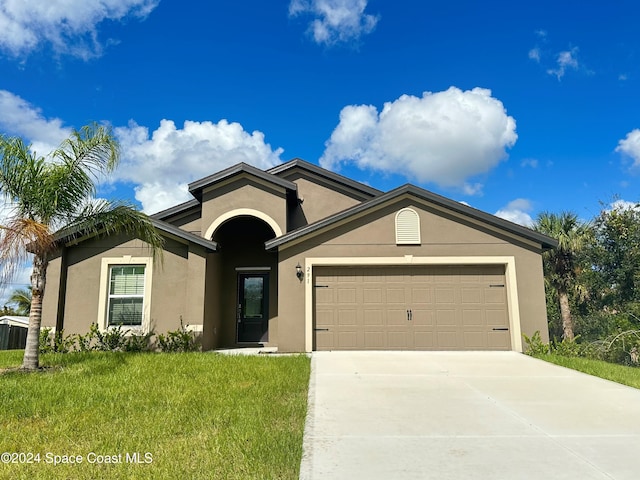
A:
[523,331,549,356]
[157,318,199,352]
[551,336,582,357]
[39,327,54,354]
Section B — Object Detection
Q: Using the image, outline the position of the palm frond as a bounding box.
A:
[51,123,119,181]
[8,287,32,315]
[61,199,164,261]
[0,217,52,284]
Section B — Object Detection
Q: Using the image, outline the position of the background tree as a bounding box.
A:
[587,204,640,311]
[0,124,163,371]
[534,211,591,341]
[8,287,31,316]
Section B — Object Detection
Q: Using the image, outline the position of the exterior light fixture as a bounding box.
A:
[296,263,304,281]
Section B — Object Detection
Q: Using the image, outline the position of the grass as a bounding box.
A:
[535,353,640,389]
[0,350,310,480]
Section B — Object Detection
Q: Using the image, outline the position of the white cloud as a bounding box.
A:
[494,198,534,227]
[547,47,580,80]
[115,119,285,213]
[320,87,517,194]
[0,0,159,59]
[608,199,639,212]
[521,158,538,168]
[289,0,379,46]
[616,129,640,168]
[528,48,540,63]
[0,90,71,155]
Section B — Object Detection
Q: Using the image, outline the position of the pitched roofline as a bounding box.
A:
[188,162,297,201]
[54,218,218,252]
[151,198,200,221]
[265,184,558,251]
[267,158,382,198]
[150,218,218,251]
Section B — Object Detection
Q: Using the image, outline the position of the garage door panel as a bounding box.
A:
[314,266,510,351]
[437,330,459,348]
[386,288,407,304]
[413,330,435,348]
[461,287,482,304]
[484,287,506,304]
[364,309,383,325]
[436,309,456,326]
[411,287,431,304]
[338,288,357,304]
[387,330,409,348]
[363,331,384,348]
[486,309,508,326]
[488,331,510,349]
[363,288,383,303]
[411,309,433,326]
[462,309,483,326]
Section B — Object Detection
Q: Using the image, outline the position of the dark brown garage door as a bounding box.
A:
[313,265,510,351]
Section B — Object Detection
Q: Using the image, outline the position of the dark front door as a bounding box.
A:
[237,273,269,343]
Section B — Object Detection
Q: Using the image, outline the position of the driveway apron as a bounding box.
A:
[299,351,640,480]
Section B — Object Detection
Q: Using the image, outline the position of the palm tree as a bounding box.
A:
[8,287,31,315]
[0,123,163,370]
[533,212,590,341]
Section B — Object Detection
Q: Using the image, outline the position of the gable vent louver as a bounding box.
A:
[395,208,421,245]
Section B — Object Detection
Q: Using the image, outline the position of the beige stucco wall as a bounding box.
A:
[275,197,549,352]
[288,176,366,227]
[41,233,208,337]
[200,177,287,240]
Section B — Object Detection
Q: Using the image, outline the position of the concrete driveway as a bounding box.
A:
[299,351,640,480]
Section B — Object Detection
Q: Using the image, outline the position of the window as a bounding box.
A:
[108,265,145,326]
[395,208,421,245]
[98,256,153,332]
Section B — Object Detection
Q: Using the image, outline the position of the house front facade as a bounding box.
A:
[42,158,556,352]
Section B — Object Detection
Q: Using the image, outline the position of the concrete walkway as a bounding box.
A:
[299,351,640,480]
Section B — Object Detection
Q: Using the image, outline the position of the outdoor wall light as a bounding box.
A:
[296,263,304,281]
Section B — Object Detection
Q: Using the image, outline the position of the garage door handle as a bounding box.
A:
[492,327,509,331]
[314,328,329,332]
[407,309,412,321]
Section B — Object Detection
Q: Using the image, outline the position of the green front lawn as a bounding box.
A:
[0,351,310,480]
[536,353,640,389]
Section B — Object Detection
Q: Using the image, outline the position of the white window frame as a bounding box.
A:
[97,256,153,333]
[395,207,421,245]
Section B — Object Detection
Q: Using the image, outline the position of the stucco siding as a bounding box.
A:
[200,179,287,240]
[44,234,208,337]
[289,176,365,227]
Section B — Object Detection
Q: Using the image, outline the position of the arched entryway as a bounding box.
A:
[210,215,278,346]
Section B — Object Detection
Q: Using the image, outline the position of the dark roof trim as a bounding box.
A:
[188,162,297,201]
[150,219,218,251]
[267,158,382,198]
[151,198,200,221]
[266,184,557,251]
[55,218,217,252]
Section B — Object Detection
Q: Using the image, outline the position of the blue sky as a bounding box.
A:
[1,0,640,294]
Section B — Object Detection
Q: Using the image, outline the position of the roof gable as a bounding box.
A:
[268,158,382,200]
[265,184,557,251]
[188,162,297,202]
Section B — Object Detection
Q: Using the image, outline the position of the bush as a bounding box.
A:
[551,336,582,357]
[523,331,549,356]
[585,330,640,366]
[39,327,54,354]
[157,318,200,352]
